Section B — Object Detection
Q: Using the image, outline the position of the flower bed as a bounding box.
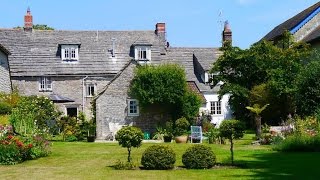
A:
[0,125,51,165]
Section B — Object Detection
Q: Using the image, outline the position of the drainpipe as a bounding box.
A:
[82,76,89,112]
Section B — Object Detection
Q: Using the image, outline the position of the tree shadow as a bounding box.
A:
[223,151,320,179]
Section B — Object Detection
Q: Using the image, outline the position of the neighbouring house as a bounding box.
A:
[0,44,11,93]
[263,1,320,47]
[0,8,232,140]
[94,22,233,140]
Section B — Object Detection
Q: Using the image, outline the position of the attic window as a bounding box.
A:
[61,45,79,61]
[134,46,151,63]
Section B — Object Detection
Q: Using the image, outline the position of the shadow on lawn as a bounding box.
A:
[224,151,320,180]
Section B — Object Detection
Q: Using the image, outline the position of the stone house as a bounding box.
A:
[263,1,320,47]
[0,8,232,140]
[0,44,11,93]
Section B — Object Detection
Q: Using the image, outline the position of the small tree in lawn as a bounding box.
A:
[246,104,269,139]
[219,120,245,165]
[115,126,144,162]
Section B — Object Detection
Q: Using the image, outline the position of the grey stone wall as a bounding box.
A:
[0,51,11,93]
[96,62,172,140]
[11,75,111,119]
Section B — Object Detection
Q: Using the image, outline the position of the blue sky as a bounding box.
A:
[0,0,319,48]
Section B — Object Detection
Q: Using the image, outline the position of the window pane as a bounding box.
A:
[65,48,69,59]
[71,48,76,59]
[40,77,45,90]
[210,101,215,114]
[142,50,147,59]
[217,101,221,114]
[129,100,137,114]
[47,78,52,89]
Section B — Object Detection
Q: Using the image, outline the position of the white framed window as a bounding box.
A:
[61,45,79,61]
[39,77,52,91]
[128,99,139,116]
[86,84,95,97]
[210,101,222,115]
[135,46,151,62]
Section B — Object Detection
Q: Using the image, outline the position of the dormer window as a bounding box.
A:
[134,45,151,64]
[61,45,79,62]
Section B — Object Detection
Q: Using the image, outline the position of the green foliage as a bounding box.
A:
[0,126,51,165]
[174,117,190,136]
[219,120,245,165]
[113,160,138,170]
[296,61,320,116]
[204,127,220,144]
[9,96,60,135]
[219,120,245,140]
[115,126,144,162]
[182,144,216,169]
[0,102,12,115]
[274,134,320,152]
[14,24,54,30]
[141,145,176,170]
[246,104,269,116]
[130,64,187,107]
[212,35,314,125]
[180,90,202,122]
[57,116,82,141]
[0,142,22,165]
[129,64,201,121]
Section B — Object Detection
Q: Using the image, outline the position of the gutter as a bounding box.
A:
[82,76,89,111]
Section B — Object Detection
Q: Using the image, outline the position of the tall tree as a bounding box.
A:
[212,33,313,126]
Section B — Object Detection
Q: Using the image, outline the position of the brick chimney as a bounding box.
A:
[155,23,165,35]
[24,7,33,32]
[155,23,166,45]
[222,21,232,46]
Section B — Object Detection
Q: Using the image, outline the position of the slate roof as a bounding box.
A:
[164,47,221,92]
[0,27,220,94]
[187,81,206,103]
[263,1,320,41]
[0,29,163,76]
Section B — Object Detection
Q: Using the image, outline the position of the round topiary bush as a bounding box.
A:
[141,145,176,170]
[182,144,216,169]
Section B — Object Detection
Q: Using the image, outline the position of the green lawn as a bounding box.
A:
[0,137,319,180]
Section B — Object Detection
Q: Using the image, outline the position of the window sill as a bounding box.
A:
[128,113,139,117]
[39,90,52,92]
[62,60,79,63]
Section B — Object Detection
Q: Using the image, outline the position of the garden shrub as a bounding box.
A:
[174,117,190,136]
[9,96,60,135]
[115,126,144,162]
[57,116,82,141]
[0,102,12,115]
[141,145,176,170]
[113,160,138,170]
[274,134,320,152]
[0,125,51,165]
[182,144,216,169]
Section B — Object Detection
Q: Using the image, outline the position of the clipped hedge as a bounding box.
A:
[182,144,216,169]
[141,145,176,170]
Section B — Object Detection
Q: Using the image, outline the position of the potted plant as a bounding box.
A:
[163,121,174,143]
[174,117,190,143]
